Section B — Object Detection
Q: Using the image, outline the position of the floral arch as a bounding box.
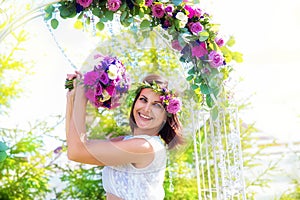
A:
[1,0,246,199]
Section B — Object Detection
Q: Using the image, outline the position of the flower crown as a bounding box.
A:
[136,81,182,115]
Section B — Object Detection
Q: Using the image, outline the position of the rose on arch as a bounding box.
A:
[152,3,165,18]
[188,22,204,35]
[76,0,93,8]
[145,0,153,7]
[107,0,122,11]
[165,4,174,14]
[215,37,225,47]
[208,50,224,68]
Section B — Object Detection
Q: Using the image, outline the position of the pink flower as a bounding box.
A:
[106,84,116,96]
[215,37,225,47]
[184,5,195,18]
[191,43,208,58]
[107,0,122,11]
[85,88,96,102]
[208,50,224,68]
[193,6,203,18]
[188,22,203,35]
[171,40,183,51]
[152,4,165,18]
[166,98,182,114]
[84,71,99,86]
[145,0,153,7]
[76,0,93,8]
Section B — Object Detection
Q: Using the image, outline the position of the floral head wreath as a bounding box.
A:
[135,81,182,116]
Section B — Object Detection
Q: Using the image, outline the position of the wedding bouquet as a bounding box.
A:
[82,54,130,109]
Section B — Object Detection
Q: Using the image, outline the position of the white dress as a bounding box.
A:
[102,135,167,200]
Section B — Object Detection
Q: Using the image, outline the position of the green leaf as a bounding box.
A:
[194,76,202,84]
[211,106,219,120]
[232,51,243,63]
[44,12,52,20]
[44,4,55,14]
[186,75,194,81]
[140,20,151,29]
[226,36,236,47]
[0,141,8,151]
[96,21,105,31]
[200,84,210,94]
[188,67,195,75]
[206,94,214,108]
[139,9,144,18]
[92,7,101,17]
[120,10,128,21]
[0,151,7,162]
[105,11,114,21]
[51,18,59,29]
[191,84,198,90]
[199,31,209,42]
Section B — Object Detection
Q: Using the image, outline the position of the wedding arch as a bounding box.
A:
[1,0,246,199]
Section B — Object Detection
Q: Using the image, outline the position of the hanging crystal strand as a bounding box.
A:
[43,6,78,70]
[90,13,96,36]
[167,150,174,193]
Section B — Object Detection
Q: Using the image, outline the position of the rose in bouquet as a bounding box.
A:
[83,54,130,109]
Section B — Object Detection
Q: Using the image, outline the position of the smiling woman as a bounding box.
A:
[65,71,184,199]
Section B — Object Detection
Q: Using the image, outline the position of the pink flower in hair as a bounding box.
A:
[166,98,182,114]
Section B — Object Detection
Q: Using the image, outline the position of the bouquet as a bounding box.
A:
[82,54,130,109]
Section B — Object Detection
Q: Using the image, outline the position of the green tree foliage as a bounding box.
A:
[0,118,64,200]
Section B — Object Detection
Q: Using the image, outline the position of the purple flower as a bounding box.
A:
[191,43,208,58]
[99,71,109,85]
[152,3,165,18]
[208,50,224,68]
[188,22,203,35]
[107,0,122,11]
[84,71,99,86]
[215,37,225,47]
[171,40,183,51]
[106,84,116,96]
[145,0,153,7]
[165,4,174,13]
[53,146,63,154]
[96,82,103,95]
[163,20,171,28]
[76,0,93,8]
[166,98,182,114]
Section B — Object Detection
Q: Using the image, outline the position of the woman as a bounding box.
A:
[66,72,184,200]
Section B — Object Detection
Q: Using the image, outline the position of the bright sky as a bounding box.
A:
[1,0,300,145]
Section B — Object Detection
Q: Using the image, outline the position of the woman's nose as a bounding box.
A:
[144,102,151,112]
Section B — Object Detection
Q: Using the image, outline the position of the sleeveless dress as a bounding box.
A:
[102,135,167,200]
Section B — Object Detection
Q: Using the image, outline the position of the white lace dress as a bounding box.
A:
[102,135,167,200]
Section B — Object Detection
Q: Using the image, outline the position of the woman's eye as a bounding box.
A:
[154,103,163,109]
[139,97,147,102]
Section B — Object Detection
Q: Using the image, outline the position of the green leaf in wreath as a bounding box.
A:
[96,21,105,31]
[92,7,101,17]
[0,151,7,162]
[51,18,59,29]
[140,20,151,29]
[0,142,8,151]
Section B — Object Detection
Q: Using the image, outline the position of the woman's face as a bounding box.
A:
[133,88,167,133]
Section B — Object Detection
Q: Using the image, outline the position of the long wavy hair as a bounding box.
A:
[129,74,184,149]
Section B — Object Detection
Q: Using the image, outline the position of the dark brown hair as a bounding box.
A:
[129,74,184,149]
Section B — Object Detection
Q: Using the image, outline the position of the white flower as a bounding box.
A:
[107,64,119,80]
[176,12,188,28]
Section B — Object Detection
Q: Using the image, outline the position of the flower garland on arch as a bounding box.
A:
[44,0,243,111]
